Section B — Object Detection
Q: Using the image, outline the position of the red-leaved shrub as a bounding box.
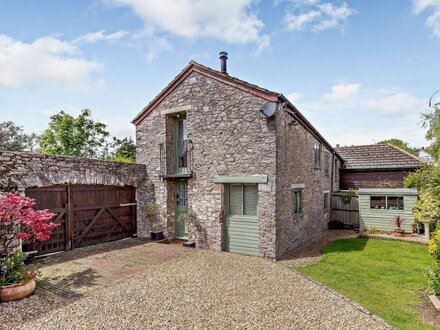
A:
[0,192,58,257]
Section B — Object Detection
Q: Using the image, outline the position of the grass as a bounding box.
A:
[295,238,435,330]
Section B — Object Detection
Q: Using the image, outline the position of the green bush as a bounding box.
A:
[0,250,32,286]
[341,188,357,204]
[428,265,440,296]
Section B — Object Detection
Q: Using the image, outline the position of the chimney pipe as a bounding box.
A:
[219,51,228,74]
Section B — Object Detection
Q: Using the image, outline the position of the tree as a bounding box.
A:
[422,91,440,160]
[376,138,417,156]
[0,121,34,151]
[107,137,136,163]
[38,109,110,158]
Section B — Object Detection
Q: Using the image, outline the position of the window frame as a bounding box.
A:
[324,152,330,176]
[323,192,329,213]
[313,142,322,169]
[370,195,405,210]
[292,188,304,218]
[227,183,258,216]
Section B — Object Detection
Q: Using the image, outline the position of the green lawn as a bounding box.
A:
[295,238,435,330]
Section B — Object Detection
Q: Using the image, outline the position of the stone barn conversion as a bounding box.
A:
[335,144,423,190]
[134,54,342,259]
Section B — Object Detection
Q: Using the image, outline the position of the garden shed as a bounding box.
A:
[358,188,418,233]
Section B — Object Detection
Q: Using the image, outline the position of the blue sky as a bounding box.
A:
[0,0,439,147]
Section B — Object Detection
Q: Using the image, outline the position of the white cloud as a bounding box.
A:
[104,0,269,51]
[413,0,440,37]
[103,117,135,138]
[286,91,303,103]
[284,1,355,32]
[0,34,102,89]
[74,30,129,43]
[323,83,360,103]
[367,93,426,115]
[144,37,172,63]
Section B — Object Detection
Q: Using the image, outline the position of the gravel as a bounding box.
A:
[0,295,75,330]
[12,247,390,330]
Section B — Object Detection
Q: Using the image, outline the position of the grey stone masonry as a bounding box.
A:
[275,110,336,258]
[136,70,277,258]
[0,151,146,193]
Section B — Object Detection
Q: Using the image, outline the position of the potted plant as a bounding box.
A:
[0,192,58,302]
[393,215,406,237]
[177,208,198,248]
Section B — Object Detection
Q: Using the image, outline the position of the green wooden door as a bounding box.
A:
[174,181,188,239]
[225,184,259,256]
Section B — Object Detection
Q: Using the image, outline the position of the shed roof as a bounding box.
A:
[358,188,418,195]
[335,144,423,170]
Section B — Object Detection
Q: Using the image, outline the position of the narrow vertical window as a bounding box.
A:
[324,153,330,176]
[323,192,329,212]
[292,188,304,218]
[313,142,321,169]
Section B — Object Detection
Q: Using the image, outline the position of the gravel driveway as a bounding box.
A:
[17,248,390,330]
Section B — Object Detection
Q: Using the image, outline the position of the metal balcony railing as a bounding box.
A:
[159,139,193,178]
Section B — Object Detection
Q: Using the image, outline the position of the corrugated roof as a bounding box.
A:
[335,144,423,170]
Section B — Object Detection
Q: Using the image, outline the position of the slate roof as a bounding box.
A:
[335,144,423,170]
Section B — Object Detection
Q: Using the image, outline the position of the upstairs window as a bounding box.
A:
[292,188,304,218]
[324,152,330,176]
[313,142,321,169]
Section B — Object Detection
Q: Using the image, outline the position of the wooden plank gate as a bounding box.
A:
[331,192,359,228]
[23,185,136,255]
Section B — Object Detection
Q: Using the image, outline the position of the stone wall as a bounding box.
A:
[275,110,338,258]
[136,71,278,258]
[0,151,146,193]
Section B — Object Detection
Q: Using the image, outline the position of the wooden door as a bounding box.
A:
[225,184,259,256]
[24,184,136,255]
[174,181,188,239]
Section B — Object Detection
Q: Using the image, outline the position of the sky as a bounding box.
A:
[0,0,439,148]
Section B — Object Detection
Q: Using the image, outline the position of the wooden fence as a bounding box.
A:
[331,192,359,228]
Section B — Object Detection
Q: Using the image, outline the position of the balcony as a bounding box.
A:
[159,140,193,179]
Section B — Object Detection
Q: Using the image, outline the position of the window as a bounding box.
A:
[292,188,304,217]
[323,192,329,212]
[387,196,404,210]
[324,153,330,176]
[228,184,258,216]
[370,196,404,210]
[313,142,321,169]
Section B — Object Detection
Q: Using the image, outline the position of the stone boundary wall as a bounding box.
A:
[0,151,147,193]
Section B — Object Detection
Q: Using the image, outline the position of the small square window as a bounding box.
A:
[387,196,404,210]
[370,196,386,209]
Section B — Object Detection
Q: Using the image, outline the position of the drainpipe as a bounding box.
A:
[330,151,336,224]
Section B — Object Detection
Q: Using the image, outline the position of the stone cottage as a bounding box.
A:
[134,53,341,259]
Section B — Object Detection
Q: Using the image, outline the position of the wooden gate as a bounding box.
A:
[24,185,136,255]
[331,192,359,228]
